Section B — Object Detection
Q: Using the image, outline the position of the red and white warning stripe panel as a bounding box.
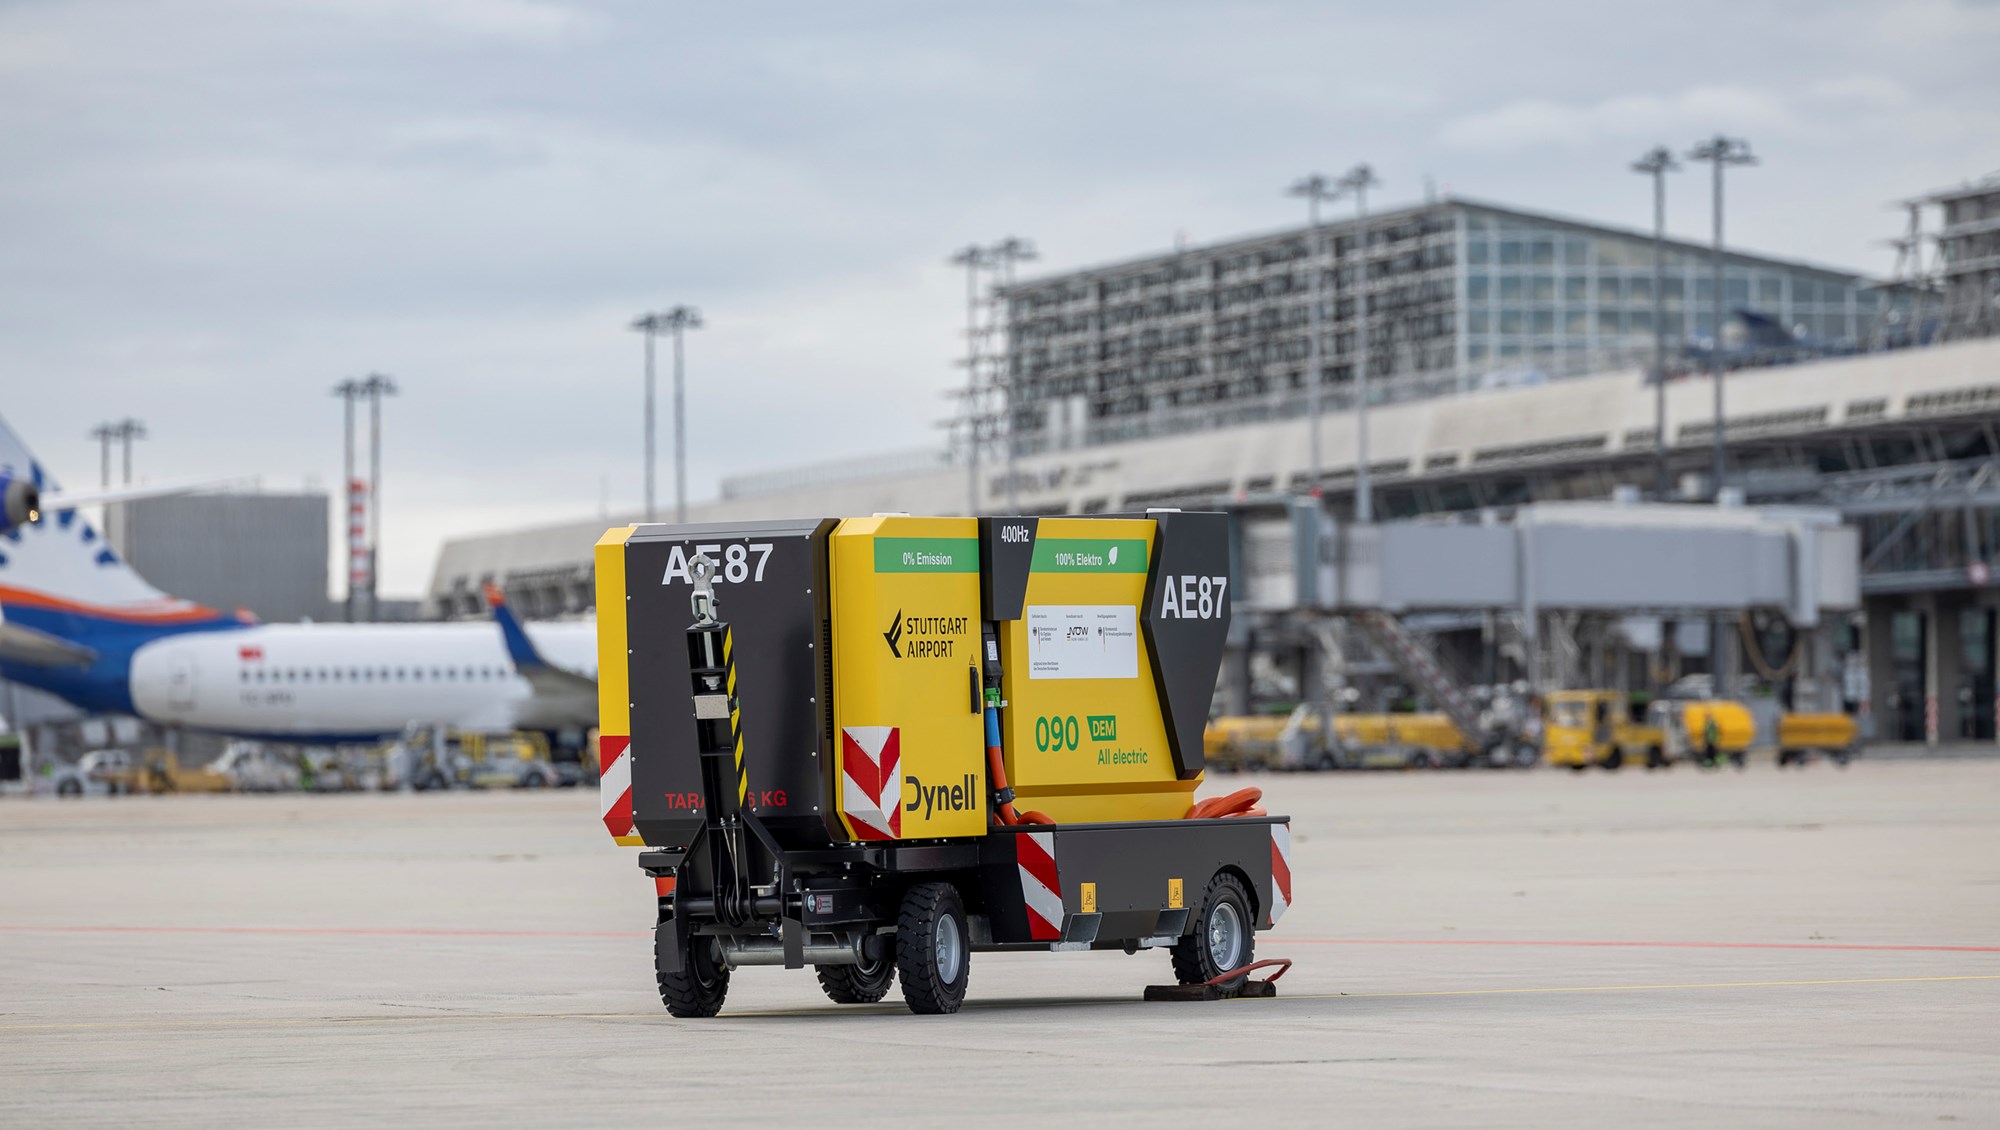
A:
[1017,830,1063,941]
[1268,822,1292,926]
[600,734,641,846]
[839,726,902,841]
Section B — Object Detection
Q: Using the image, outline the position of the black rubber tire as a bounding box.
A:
[1170,872,1256,995]
[655,923,730,1018]
[1602,748,1624,771]
[1646,747,1667,770]
[1512,744,1540,769]
[1408,751,1433,770]
[816,954,895,1004]
[56,778,82,798]
[896,882,970,1015]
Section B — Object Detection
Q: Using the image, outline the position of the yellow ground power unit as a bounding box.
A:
[594,513,1291,1016]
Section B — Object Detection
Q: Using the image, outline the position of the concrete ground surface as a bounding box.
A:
[3,760,1997,1128]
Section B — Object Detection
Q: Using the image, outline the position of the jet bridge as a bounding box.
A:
[1230,497,1863,739]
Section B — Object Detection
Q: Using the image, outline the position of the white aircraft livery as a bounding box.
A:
[0,413,595,743]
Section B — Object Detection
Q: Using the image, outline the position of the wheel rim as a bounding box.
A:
[1206,900,1244,972]
[934,913,964,984]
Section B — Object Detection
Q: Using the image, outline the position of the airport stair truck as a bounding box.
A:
[594,513,1292,1016]
[1349,609,1526,766]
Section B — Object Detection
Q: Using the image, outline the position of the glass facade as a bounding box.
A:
[999,198,1883,453]
[1456,206,1879,381]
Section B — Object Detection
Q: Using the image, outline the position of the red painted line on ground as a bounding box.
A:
[1283,938,2000,954]
[0,925,642,940]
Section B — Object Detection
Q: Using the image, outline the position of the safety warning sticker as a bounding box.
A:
[1025,604,1139,680]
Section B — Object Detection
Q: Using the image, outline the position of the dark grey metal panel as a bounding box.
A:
[626,519,837,850]
[1139,511,1232,779]
[978,517,1038,621]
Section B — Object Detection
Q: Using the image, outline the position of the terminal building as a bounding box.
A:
[429,190,2000,749]
[993,196,1888,456]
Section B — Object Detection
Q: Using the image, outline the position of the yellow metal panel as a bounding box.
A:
[828,516,987,840]
[594,526,635,740]
[997,517,1195,823]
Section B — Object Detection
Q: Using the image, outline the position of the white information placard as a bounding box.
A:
[1025,604,1139,681]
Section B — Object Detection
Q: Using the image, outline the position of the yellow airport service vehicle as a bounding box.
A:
[124,748,233,794]
[1652,699,1756,769]
[1776,712,1859,767]
[595,513,1292,1016]
[1543,690,1668,771]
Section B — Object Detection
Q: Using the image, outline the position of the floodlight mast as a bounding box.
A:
[1337,163,1382,523]
[986,237,1038,515]
[1287,174,1338,499]
[1631,145,1681,497]
[1686,135,1756,500]
[949,245,991,514]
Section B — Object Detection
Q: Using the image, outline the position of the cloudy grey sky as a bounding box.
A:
[3,0,1996,596]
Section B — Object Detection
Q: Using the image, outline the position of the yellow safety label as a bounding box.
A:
[1080,882,1097,914]
[1168,878,1184,910]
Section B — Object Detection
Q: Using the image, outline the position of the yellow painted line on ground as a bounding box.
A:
[4,974,1996,1033]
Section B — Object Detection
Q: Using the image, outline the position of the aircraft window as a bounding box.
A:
[316,668,328,681]
[413,668,423,680]
[379,668,389,680]
[240,671,249,683]
[431,668,441,680]
[396,667,407,680]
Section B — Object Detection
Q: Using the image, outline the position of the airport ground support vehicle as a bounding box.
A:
[1653,699,1756,768]
[1775,712,1860,767]
[596,513,1292,1016]
[1543,690,1668,771]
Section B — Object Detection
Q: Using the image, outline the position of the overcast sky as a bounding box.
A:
[3,0,1996,597]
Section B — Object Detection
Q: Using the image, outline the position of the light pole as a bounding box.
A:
[1337,163,1382,522]
[1687,135,1755,500]
[630,311,665,522]
[88,418,145,554]
[662,306,702,524]
[359,373,397,620]
[986,237,1038,515]
[1632,146,1680,497]
[1287,174,1337,496]
[949,244,990,514]
[330,381,364,621]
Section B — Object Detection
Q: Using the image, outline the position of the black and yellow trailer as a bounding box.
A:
[594,512,1292,1015]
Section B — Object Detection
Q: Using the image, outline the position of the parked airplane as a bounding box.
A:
[0,414,596,744]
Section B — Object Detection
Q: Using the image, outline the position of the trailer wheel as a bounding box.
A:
[1646,747,1666,770]
[655,927,730,1018]
[896,882,969,1015]
[1601,748,1624,771]
[1170,872,1254,995]
[816,954,895,1004]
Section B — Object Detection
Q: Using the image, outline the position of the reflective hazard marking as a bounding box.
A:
[1018,831,1062,940]
[1269,823,1293,926]
[1168,877,1184,910]
[840,726,902,841]
[600,735,640,846]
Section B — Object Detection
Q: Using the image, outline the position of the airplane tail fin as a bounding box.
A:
[0,414,240,709]
[485,582,594,695]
